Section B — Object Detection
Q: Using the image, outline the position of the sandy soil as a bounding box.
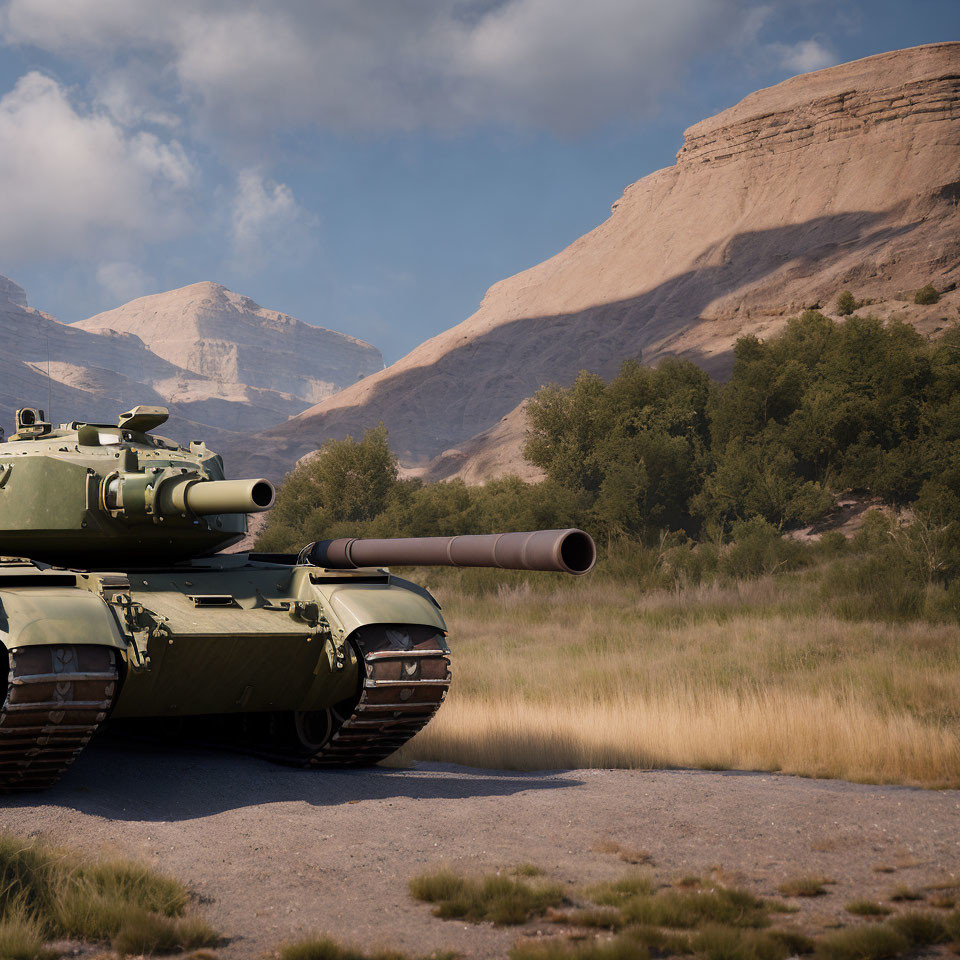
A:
[1,740,958,958]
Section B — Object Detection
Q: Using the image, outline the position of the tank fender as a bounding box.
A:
[0,587,127,650]
[311,576,447,637]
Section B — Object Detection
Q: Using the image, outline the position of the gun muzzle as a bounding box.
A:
[159,477,276,516]
[300,528,596,575]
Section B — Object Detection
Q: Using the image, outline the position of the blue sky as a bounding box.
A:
[0,1,957,363]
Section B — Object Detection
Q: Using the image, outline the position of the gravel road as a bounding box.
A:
[1,740,957,958]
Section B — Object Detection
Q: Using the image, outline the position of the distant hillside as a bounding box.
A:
[0,278,382,444]
[232,42,960,484]
[75,282,382,408]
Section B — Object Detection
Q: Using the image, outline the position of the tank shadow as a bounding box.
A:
[3,739,582,822]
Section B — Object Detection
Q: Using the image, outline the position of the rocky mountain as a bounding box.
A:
[232,42,960,484]
[0,279,382,444]
[75,282,382,409]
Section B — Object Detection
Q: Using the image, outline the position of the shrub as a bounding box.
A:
[721,518,805,579]
[836,291,857,316]
[914,284,940,305]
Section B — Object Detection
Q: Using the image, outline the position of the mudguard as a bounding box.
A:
[312,576,447,638]
[0,586,126,650]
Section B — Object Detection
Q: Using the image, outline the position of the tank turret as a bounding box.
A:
[0,405,274,566]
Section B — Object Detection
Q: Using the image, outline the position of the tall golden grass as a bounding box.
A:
[399,574,960,787]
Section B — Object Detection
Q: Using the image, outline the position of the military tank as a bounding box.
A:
[0,405,595,791]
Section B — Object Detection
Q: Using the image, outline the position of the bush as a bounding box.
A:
[836,290,857,316]
[914,284,940,305]
[721,518,805,579]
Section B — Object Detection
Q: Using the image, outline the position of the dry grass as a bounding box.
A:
[888,886,924,903]
[778,877,831,898]
[409,869,566,925]
[277,937,458,960]
[0,831,217,957]
[813,925,908,960]
[398,571,960,787]
[845,901,892,917]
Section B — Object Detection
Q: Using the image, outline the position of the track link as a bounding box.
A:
[308,624,451,767]
[0,645,118,792]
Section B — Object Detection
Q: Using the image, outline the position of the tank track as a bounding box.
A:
[307,623,451,767]
[0,645,118,793]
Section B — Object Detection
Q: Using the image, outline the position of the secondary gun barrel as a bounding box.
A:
[300,528,596,575]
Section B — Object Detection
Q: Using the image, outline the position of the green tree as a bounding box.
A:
[525,357,710,538]
[914,284,940,305]
[256,424,398,551]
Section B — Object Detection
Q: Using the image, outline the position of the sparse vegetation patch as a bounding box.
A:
[409,869,566,925]
[0,831,217,958]
[845,900,891,917]
[277,935,457,960]
[778,877,831,898]
[498,867,960,960]
[888,885,924,902]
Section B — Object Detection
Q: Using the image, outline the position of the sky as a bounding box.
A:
[0,1,957,364]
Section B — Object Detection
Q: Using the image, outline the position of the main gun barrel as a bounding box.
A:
[104,473,276,518]
[159,477,276,516]
[301,528,596,575]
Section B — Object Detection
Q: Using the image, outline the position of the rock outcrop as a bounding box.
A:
[232,42,960,483]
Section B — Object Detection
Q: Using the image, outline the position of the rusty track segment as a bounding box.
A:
[307,623,451,767]
[0,645,118,792]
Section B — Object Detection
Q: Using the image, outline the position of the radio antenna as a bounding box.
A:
[45,332,52,422]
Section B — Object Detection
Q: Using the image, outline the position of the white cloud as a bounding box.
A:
[229,169,305,269]
[96,261,156,303]
[0,0,797,136]
[449,0,739,132]
[1,0,173,50]
[0,71,194,260]
[92,69,181,129]
[772,38,838,74]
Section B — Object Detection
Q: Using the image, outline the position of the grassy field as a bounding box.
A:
[397,565,960,788]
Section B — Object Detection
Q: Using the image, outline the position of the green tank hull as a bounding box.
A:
[0,404,592,791]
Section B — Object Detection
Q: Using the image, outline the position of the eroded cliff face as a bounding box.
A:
[234,42,960,483]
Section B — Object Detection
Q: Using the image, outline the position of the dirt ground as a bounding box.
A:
[1,740,958,959]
